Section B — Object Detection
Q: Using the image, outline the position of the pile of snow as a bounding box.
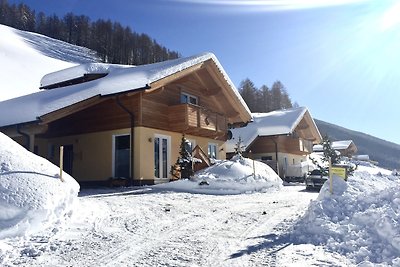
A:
[293,165,400,265]
[0,133,80,239]
[0,24,99,101]
[155,155,283,194]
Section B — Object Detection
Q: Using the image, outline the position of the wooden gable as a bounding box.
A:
[36,59,251,141]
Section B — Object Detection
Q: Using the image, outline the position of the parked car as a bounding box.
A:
[305,169,328,190]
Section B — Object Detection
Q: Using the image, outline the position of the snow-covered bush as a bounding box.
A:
[157,155,282,195]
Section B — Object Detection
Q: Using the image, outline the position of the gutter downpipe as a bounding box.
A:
[16,125,30,151]
[116,95,135,187]
[271,137,279,177]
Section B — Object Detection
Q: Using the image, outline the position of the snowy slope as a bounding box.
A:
[0,24,100,101]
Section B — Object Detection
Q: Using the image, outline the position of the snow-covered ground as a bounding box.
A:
[0,24,99,101]
[1,185,319,267]
[1,167,399,266]
[2,131,400,266]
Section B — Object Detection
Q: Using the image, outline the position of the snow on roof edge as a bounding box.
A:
[206,53,252,118]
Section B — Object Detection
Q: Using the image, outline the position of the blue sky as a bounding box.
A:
[8,0,400,145]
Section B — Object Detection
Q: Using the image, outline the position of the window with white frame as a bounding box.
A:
[180,92,198,105]
[185,139,196,155]
[208,143,218,159]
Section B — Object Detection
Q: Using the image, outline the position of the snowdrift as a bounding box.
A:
[0,133,80,239]
[155,156,283,194]
[293,165,400,265]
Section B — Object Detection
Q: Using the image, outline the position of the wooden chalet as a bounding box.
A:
[314,140,358,158]
[0,53,252,186]
[226,107,322,178]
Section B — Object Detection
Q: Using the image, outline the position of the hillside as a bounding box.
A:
[0,24,100,101]
[315,119,400,170]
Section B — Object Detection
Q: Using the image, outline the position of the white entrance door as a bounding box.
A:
[154,134,171,179]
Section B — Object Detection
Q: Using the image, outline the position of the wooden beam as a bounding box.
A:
[138,92,143,125]
[203,87,222,96]
[204,61,251,123]
[147,62,205,92]
[143,86,165,95]
[193,72,209,89]
[1,123,48,137]
[40,96,107,124]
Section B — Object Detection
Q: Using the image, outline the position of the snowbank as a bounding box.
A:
[293,165,400,265]
[155,156,283,194]
[0,133,80,239]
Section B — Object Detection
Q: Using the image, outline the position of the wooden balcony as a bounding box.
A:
[281,137,314,155]
[168,104,227,138]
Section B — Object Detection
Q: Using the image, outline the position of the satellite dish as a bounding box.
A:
[227,130,233,140]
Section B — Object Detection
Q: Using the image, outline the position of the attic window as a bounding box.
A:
[40,73,108,90]
[180,92,198,105]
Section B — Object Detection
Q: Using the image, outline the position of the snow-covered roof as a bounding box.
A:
[39,63,131,88]
[226,107,316,153]
[313,140,355,152]
[0,52,249,127]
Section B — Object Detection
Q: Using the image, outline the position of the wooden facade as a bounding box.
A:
[40,84,230,141]
[248,135,314,155]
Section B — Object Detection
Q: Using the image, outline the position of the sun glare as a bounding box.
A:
[380,1,400,31]
[175,0,369,9]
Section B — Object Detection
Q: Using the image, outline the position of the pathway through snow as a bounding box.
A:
[2,185,350,266]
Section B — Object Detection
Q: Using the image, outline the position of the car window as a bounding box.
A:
[310,169,322,175]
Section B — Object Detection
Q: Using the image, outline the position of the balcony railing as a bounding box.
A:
[168,104,227,135]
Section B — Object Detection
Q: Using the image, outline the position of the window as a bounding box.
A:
[185,139,196,155]
[113,135,130,178]
[261,156,273,161]
[208,143,218,159]
[154,134,171,179]
[47,144,55,159]
[181,92,198,105]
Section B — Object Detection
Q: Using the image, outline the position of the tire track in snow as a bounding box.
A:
[90,197,201,266]
[222,187,314,267]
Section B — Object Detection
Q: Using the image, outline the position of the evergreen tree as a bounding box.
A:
[259,85,271,112]
[175,134,193,179]
[238,78,257,112]
[280,87,293,109]
[270,81,283,111]
[311,135,340,176]
[321,135,341,165]
[238,79,295,113]
[233,136,245,158]
[0,1,180,65]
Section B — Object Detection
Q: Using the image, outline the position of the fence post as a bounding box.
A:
[59,146,65,182]
[329,157,333,194]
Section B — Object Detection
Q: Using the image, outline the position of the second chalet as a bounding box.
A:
[226,107,322,179]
